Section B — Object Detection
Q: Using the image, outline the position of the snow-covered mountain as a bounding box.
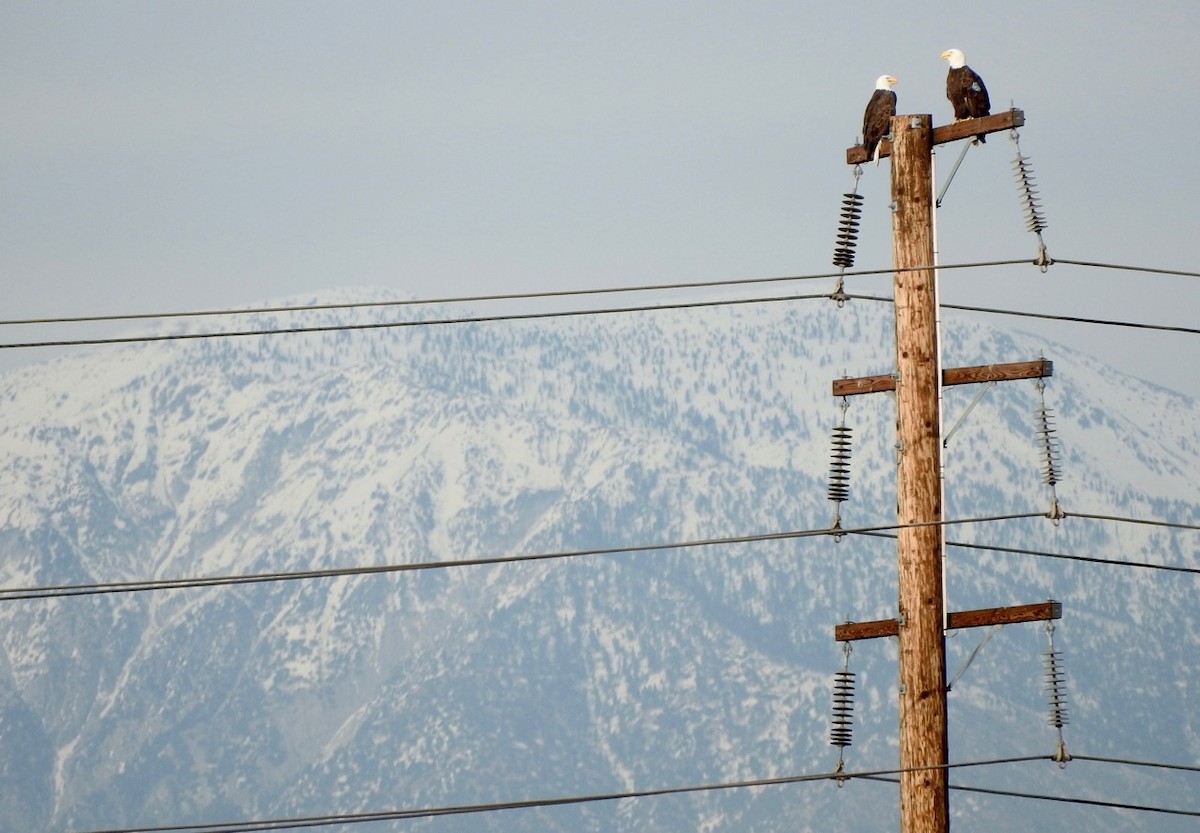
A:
[0,292,1196,832]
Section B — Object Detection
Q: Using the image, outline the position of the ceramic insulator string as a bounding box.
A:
[827,398,853,530]
[829,166,863,305]
[1044,650,1069,728]
[1034,378,1065,519]
[1010,130,1052,268]
[1043,621,1071,765]
[828,427,853,504]
[830,669,855,748]
[830,642,855,781]
[1012,155,1047,235]
[831,192,864,270]
[1035,407,1061,486]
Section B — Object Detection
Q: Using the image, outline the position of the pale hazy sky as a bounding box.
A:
[3,2,1199,395]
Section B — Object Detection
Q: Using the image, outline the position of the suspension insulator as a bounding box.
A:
[1012,153,1048,236]
[1044,649,1069,729]
[1035,406,1062,487]
[830,669,856,748]
[832,192,864,269]
[827,425,853,503]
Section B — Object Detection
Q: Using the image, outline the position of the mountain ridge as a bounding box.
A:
[0,292,1196,832]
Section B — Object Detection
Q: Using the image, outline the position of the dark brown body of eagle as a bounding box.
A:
[862,89,896,161]
[947,64,990,120]
[862,79,897,163]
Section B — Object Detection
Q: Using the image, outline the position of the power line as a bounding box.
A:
[0,259,1029,330]
[7,508,1190,607]
[6,258,1195,352]
[844,293,1200,337]
[65,757,1049,833]
[1052,258,1200,280]
[851,531,1200,577]
[14,508,1194,604]
[1063,510,1200,532]
[947,537,1200,575]
[67,753,1200,832]
[0,513,1048,602]
[0,265,1017,352]
[2,254,1194,332]
[1,293,829,351]
[1070,753,1200,774]
[857,776,1200,818]
[939,301,1200,336]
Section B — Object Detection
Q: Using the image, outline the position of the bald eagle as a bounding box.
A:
[862,75,897,165]
[941,48,990,141]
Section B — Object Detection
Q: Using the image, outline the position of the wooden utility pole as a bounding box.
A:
[889,113,949,833]
[832,105,1058,833]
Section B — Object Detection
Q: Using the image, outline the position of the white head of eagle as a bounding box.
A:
[941,48,967,70]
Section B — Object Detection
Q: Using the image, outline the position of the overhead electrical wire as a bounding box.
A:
[947,537,1200,575]
[64,756,1051,833]
[1063,510,1200,532]
[940,783,1200,818]
[4,257,1195,351]
[938,300,1200,336]
[857,777,1200,819]
[7,508,1195,603]
[61,753,1200,833]
[0,254,1194,333]
[0,258,1030,330]
[1070,753,1200,774]
[1,292,830,351]
[850,532,1200,577]
[0,513,1048,602]
[1052,258,1200,280]
[843,293,1200,337]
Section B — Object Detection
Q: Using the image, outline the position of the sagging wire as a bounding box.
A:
[1033,377,1066,521]
[830,641,856,783]
[827,396,853,535]
[1011,128,1052,270]
[1043,621,1071,766]
[829,165,864,306]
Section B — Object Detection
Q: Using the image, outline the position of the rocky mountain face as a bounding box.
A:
[0,295,1196,832]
